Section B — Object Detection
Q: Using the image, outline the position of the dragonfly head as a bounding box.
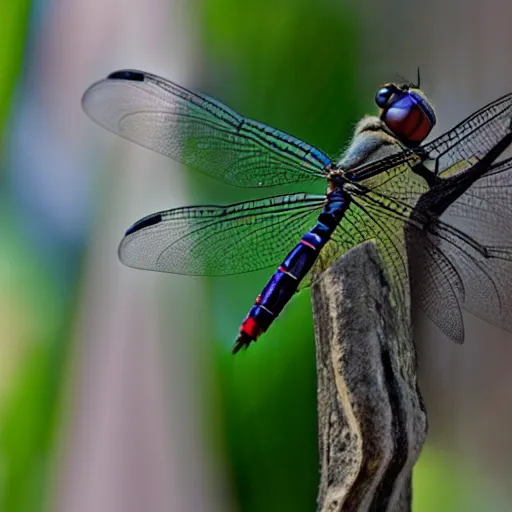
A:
[375,83,436,147]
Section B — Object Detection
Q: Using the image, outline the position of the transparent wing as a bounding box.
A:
[334,155,512,343]
[82,70,330,187]
[119,193,324,275]
[415,220,512,339]
[444,157,512,243]
[423,92,512,176]
[321,187,470,342]
[309,160,429,332]
[406,221,466,342]
[429,157,512,334]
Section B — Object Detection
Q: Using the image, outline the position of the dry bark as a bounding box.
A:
[311,242,427,512]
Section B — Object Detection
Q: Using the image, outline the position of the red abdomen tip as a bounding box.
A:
[240,316,262,340]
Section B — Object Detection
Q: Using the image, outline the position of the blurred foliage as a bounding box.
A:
[0,0,31,137]
[0,211,73,512]
[413,446,511,512]
[215,294,318,512]
[413,447,467,511]
[0,3,73,512]
[201,0,362,158]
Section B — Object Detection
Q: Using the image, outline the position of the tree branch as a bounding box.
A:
[311,241,427,512]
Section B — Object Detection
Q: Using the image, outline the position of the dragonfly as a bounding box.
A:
[82,69,512,353]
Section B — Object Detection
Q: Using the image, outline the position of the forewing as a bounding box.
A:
[424,92,512,176]
[82,70,330,187]
[119,193,324,275]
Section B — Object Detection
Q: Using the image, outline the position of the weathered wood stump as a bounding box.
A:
[311,241,427,512]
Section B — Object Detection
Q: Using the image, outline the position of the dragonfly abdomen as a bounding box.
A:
[233,189,349,353]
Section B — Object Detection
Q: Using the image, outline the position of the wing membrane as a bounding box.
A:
[432,158,512,332]
[335,154,512,341]
[444,157,512,244]
[82,70,330,187]
[322,188,471,342]
[119,193,324,275]
[319,194,414,343]
[424,92,512,175]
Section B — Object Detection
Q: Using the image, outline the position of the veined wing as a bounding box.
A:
[82,70,330,187]
[296,156,430,295]
[321,185,469,343]
[119,193,324,275]
[325,157,431,314]
[408,217,512,341]
[427,157,512,334]
[423,92,512,176]
[351,155,430,207]
[333,155,512,342]
[324,194,414,317]
[445,157,512,242]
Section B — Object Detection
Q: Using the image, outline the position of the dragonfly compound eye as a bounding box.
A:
[382,91,436,145]
[375,86,394,108]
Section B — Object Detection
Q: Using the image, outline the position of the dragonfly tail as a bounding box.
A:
[232,332,255,354]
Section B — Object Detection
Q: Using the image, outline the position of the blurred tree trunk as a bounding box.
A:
[40,1,231,511]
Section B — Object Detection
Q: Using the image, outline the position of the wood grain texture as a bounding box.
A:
[311,241,427,512]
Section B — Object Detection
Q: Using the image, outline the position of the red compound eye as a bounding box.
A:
[382,92,435,145]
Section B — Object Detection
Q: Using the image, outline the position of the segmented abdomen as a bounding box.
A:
[233,188,349,353]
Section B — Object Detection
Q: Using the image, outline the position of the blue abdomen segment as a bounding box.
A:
[233,189,348,353]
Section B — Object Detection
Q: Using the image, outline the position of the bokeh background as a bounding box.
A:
[2,0,512,511]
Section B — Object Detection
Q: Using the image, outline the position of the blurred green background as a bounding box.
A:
[1,0,512,511]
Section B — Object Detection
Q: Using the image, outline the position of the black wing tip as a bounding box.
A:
[107,70,146,82]
[125,213,163,236]
[82,70,147,114]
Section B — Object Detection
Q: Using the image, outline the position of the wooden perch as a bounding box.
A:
[311,241,427,512]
